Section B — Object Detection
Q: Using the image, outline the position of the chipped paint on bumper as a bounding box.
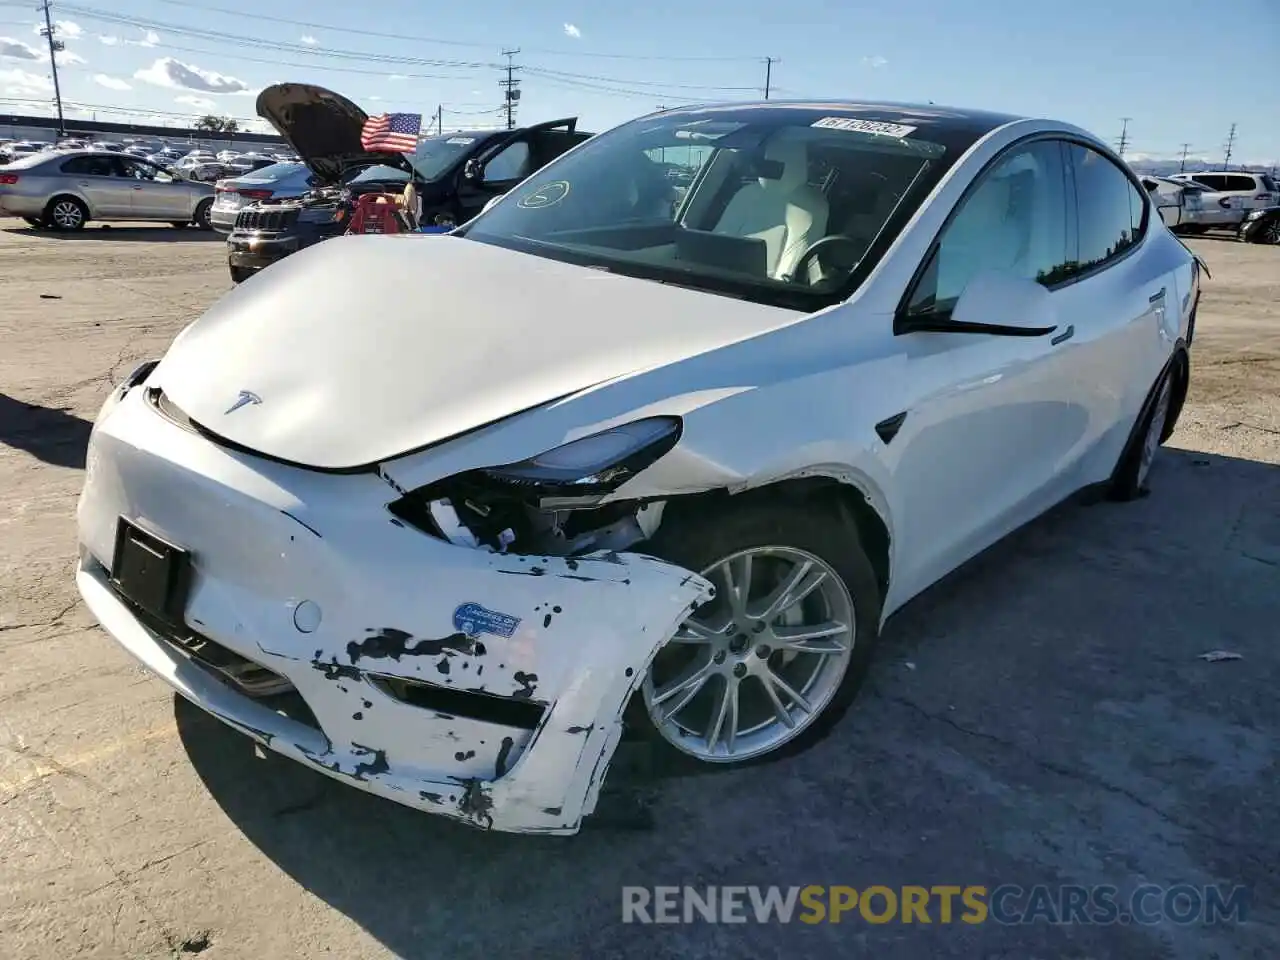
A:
[75,387,712,834]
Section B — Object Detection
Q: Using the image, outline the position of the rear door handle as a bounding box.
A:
[1050,324,1075,346]
[1148,288,1167,304]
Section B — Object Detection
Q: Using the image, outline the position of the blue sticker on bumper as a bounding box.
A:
[453,602,521,639]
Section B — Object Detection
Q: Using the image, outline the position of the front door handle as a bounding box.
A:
[1148,287,1166,304]
[1050,324,1075,346]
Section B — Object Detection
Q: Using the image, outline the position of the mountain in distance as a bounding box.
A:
[1125,154,1276,178]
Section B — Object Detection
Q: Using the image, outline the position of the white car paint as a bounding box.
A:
[76,106,1196,833]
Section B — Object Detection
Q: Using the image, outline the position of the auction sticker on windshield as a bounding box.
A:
[811,117,918,138]
[518,180,570,209]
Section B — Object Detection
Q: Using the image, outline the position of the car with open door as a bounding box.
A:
[224,82,592,282]
[76,101,1198,835]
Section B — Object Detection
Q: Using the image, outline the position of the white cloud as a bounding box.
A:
[563,23,581,39]
[1,66,52,96]
[1,36,41,60]
[860,55,887,68]
[135,57,249,94]
[388,73,409,81]
[126,29,160,48]
[93,73,131,91]
[55,50,86,66]
[99,35,120,46]
[175,94,216,110]
[300,34,318,45]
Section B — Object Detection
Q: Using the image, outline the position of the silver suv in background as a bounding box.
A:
[0,150,215,230]
[210,161,315,232]
[1169,170,1278,225]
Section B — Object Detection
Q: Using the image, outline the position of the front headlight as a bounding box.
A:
[482,417,681,494]
[1244,210,1266,222]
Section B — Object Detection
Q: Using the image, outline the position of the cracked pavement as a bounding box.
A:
[1,222,1277,959]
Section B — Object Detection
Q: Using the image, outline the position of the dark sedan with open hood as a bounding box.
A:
[226,82,591,282]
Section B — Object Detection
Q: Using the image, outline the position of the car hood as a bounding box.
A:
[255,82,413,185]
[153,236,804,470]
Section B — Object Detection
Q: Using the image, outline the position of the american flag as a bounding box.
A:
[360,112,422,152]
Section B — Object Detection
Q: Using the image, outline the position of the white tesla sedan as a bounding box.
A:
[76,101,1199,834]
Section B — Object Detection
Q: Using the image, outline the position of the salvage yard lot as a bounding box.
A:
[1,220,1277,959]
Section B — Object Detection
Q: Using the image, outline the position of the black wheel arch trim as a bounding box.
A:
[1119,340,1188,461]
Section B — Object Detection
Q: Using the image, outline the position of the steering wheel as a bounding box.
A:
[784,234,865,284]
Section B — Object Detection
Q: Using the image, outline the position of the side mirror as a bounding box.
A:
[947,270,1058,335]
[463,158,484,182]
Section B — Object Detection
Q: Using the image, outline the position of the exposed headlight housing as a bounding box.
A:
[481,416,681,495]
[1244,209,1266,222]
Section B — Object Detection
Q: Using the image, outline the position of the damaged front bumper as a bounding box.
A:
[75,386,712,834]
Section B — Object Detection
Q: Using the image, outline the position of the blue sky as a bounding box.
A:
[1,0,1277,164]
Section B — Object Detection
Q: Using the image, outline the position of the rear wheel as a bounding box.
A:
[1110,367,1176,501]
[194,199,213,231]
[1261,218,1280,245]
[44,196,87,231]
[632,498,881,771]
[169,221,190,230]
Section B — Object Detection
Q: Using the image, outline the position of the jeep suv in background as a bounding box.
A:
[225,82,592,282]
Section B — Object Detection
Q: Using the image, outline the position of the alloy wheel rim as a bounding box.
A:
[642,545,855,762]
[53,201,81,228]
[1138,377,1172,488]
[1265,221,1280,245]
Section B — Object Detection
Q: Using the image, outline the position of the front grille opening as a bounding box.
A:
[369,676,545,730]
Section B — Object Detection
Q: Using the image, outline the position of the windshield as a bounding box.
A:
[461,108,946,307]
[409,132,493,181]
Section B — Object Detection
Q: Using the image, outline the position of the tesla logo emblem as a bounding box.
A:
[225,390,262,414]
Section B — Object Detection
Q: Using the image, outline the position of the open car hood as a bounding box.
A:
[152,236,804,470]
[254,83,414,185]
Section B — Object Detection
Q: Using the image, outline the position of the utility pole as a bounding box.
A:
[499,48,521,131]
[1178,143,1191,173]
[40,0,66,137]
[1116,117,1131,157]
[434,105,443,134]
[763,57,776,100]
[1222,122,1237,169]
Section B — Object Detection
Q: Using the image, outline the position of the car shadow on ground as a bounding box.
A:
[5,225,221,242]
[176,447,1280,959]
[0,393,92,469]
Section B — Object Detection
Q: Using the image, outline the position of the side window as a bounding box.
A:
[1226,174,1258,192]
[1067,144,1142,272]
[60,155,115,177]
[906,140,1070,314]
[1191,174,1224,191]
[116,158,155,180]
[484,140,532,182]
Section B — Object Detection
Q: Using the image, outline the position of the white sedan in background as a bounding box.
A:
[76,100,1199,834]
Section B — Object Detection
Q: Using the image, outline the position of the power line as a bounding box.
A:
[57,3,760,96]
[149,0,759,61]
[499,48,520,130]
[1223,122,1237,169]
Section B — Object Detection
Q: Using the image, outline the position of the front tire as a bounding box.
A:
[44,196,87,231]
[632,497,882,771]
[229,266,253,284]
[169,221,190,230]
